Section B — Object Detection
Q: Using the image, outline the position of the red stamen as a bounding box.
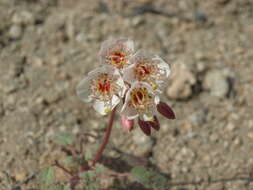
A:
[111,52,125,65]
[141,66,150,75]
[98,79,111,93]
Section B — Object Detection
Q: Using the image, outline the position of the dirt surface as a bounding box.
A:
[0,0,253,189]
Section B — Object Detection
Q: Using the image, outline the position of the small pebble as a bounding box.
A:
[203,70,229,98]
[33,57,44,67]
[210,134,219,142]
[12,11,34,25]
[233,137,242,146]
[9,25,22,40]
[189,110,207,126]
[167,63,196,100]
[226,123,236,131]
[247,132,253,140]
[14,171,27,182]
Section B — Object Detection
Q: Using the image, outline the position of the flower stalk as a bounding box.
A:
[91,106,117,166]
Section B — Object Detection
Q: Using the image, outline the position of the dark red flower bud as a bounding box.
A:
[138,117,151,136]
[146,115,160,131]
[156,101,176,120]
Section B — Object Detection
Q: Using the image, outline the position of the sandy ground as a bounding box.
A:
[0,0,253,189]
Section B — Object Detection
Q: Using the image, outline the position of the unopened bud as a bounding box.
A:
[156,101,176,120]
[120,117,134,131]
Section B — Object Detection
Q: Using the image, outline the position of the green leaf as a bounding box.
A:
[131,166,150,185]
[55,133,75,145]
[80,171,97,184]
[149,170,168,189]
[95,164,106,174]
[87,182,99,190]
[63,155,85,166]
[84,151,93,161]
[63,156,74,164]
[131,166,168,189]
[40,167,54,186]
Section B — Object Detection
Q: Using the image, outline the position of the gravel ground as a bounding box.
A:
[0,0,253,189]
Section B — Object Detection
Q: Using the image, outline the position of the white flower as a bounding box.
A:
[121,81,175,136]
[121,81,159,120]
[76,65,126,115]
[99,38,134,70]
[76,38,175,136]
[123,50,170,92]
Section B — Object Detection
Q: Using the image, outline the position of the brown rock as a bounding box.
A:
[167,63,196,99]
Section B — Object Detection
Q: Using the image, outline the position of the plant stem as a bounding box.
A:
[54,160,73,177]
[91,107,117,166]
[100,172,131,178]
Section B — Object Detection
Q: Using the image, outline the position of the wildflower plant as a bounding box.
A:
[77,38,175,134]
[39,38,175,190]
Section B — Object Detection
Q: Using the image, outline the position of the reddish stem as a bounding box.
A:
[91,107,117,166]
[54,160,73,177]
[100,172,131,178]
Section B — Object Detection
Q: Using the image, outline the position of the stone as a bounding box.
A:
[12,11,34,25]
[131,16,145,26]
[247,132,253,140]
[9,25,22,40]
[14,171,27,182]
[226,123,236,131]
[210,134,219,143]
[66,15,75,40]
[233,137,242,146]
[189,110,207,126]
[33,57,44,67]
[51,56,62,67]
[166,63,196,99]
[203,70,229,98]
[87,131,98,143]
[132,130,155,156]
[196,62,207,73]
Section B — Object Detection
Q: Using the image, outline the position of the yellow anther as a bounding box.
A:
[105,108,112,114]
[152,84,158,90]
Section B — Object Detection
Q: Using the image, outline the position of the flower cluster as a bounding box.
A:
[76,38,175,136]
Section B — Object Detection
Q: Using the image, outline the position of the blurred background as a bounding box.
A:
[0,0,253,189]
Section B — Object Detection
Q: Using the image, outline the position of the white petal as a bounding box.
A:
[132,49,150,60]
[153,56,171,78]
[93,95,120,115]
[88,65,114,77]
[93,100,108,115]
[122,64,135,83]
[76,76,92,102]
[154,96,160,105]
[111,95,121,108]
[99,38,114,57]
[121,103,139,120]
[99,38,134,59]
[121,81,156,119]
[130,81,155,94]
[116,76,127,97]
[123,39,134,52]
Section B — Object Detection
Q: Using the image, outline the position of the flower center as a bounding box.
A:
[108,51,127,69]
[134,62,158,81]
[91,73,117,101]
[130,87,153,112]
